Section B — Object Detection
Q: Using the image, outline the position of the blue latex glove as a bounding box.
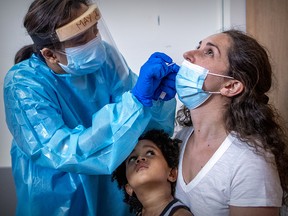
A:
[132,52,176,107]
[153,63,180,101]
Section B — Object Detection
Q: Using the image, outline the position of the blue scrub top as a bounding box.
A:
[4,44,176,216]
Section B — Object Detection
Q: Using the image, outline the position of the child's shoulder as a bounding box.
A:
[168,198,194,216]
[173,207,194,216]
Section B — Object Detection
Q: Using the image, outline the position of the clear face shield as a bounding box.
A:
[31,3,129,77]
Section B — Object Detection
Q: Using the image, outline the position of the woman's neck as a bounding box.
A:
[189,100,228,142]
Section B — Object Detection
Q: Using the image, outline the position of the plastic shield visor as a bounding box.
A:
[57,3,129,78]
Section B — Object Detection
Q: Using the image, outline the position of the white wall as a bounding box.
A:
[0,0,34,167]
[0,0,245,167]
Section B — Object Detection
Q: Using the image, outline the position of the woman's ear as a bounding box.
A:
[40,48,59,64]
[125,184,134,196]
[168,167,178,183]
[220,80,244,97]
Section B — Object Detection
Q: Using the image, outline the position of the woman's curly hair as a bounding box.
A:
[111,129,182,214]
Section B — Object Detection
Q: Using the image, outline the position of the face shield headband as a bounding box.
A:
[30,4,101,46]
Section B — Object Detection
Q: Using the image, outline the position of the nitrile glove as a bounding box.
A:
[153,63,180,101]
[132,52,175,107]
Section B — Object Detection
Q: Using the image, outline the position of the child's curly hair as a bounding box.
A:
[111,129,182,214]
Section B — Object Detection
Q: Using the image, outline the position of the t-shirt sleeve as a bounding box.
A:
[229,147,283,207]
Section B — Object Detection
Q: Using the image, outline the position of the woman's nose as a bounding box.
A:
[183,50,196,63]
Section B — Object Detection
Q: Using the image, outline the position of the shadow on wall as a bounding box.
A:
[0,167,16,216]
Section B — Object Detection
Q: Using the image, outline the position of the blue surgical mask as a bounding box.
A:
[59,36,106,75]
[176,60,233,110]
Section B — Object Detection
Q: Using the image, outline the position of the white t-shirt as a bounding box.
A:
[175,127,283,216]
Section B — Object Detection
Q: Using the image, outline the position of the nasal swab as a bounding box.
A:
[159,62,176,99]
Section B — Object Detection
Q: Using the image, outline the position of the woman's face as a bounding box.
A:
[183,33,232,91]
[184,33,231,73]
[54,3,99,65]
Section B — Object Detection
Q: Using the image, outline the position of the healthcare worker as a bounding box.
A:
[3,0,179,215]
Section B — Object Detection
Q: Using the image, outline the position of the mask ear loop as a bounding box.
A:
[208,72,234,79]
[206,72,235,94]
[55,50,67,56]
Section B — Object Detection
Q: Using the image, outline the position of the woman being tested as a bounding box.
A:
[112,129,193,216]
[3,0,179,215]
[174,29,288,215]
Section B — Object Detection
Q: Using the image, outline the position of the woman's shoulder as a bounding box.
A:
[6,54,47,79]
[225,133,278,180]
[4,54,56,94]
[228,133,274,160]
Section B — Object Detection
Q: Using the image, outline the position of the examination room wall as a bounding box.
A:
[0,0,245,215]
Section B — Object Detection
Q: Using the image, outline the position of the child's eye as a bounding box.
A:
[146,150,155,157]
[127,156,137,164]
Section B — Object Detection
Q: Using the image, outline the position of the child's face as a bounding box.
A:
[124,139,177,196]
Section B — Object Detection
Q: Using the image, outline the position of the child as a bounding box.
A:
[112,129,193,216]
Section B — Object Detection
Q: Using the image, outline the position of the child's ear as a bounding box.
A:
[125,184,134,196]
[168,167,177,183]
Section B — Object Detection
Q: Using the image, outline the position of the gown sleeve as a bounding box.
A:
[4,59,176,175]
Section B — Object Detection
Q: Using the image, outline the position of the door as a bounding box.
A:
[246,0,288,124]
